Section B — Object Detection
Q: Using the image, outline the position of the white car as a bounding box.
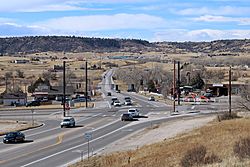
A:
[128,108,139,117]
[113,100,121,107]
[60,116,75,128]
[124,99,132,105]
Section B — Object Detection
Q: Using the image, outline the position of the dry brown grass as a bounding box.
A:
[0,121,41,136]
[70,117,250,167]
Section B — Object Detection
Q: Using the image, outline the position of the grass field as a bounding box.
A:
[70,116,250,167]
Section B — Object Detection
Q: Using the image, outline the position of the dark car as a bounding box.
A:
[111,97,118,105]
[26,100,40,107]
[124,96,131,101]
[121,113,133,121]
[107,92,112,96]
[3,132,25,143]
[204,93,213,99]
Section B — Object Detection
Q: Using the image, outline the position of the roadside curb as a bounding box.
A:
[0,122,44,136]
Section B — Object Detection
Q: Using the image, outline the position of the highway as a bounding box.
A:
[0,69,232,167]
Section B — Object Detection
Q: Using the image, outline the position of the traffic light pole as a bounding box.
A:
[85,61,88,108]
[173,60,176,113]
[63,61,66,117]
[229,66,232,116]
[177,61,181,105]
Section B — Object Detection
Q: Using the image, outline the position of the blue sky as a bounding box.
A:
[0,0,249,41]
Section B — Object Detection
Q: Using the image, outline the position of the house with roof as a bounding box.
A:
[32,85,75,101]
[1,93,27,106]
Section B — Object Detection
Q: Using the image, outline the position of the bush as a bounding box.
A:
[234,137,250,159]
[217,112,239,122]
[180,145,221,167]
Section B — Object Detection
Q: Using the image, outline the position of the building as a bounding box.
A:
[1,93,27,106]
[32,85,75,100]
[206,83,247,96]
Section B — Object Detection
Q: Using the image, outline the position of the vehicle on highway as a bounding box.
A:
[3,131,25,143]
[121,113,133,121]
[128,108,140,117]
[204,93,213,98]
[124,99,132,105]
[26,100,40,107]
[107,92,112,96]
[111,97,118,105]
[113,100,121,107]
[148,96,155,101]
[124,96,131,101]
[60,116,75,128]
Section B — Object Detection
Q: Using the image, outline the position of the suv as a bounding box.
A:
[128,108,140,117]
[60,117,75,128]
[3,131,25,143]
[121,113,133,121]
[113,100,121,107]
[124,96,131,101]
[124,99,132,106]
[26,100,40,107]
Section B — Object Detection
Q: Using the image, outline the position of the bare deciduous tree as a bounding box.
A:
[238,85,250,112]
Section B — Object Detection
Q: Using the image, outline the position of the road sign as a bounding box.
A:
[65,102,70,110]
[84,132,92,140]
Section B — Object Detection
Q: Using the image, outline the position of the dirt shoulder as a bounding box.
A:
[101,115,215,154]
[0,120,42,136]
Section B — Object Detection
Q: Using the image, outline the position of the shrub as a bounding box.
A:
[217,112,239,122]
[234,137,250,159]
[180,145,221,167]
[180,145,206,167]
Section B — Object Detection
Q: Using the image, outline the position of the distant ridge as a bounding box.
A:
[0,36,150,55]
[0,36,249,55]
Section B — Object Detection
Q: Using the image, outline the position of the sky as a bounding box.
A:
[0,0,249,42]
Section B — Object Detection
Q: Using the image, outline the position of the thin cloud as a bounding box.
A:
[36,14,167,32]
[193,15,250,25]
[18,4,111,12]
[153,29,250,42]
[0,0,152,12]
[175,6,250,16]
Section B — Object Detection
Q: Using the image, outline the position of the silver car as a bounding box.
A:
[60,117,75,128]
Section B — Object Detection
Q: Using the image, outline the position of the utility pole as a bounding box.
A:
[173,60,176,113]
[177,61,181,105]
[85,61,88,108]
[63,61,66,117]
[229,66,232,116]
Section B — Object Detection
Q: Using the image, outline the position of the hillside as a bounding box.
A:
[0,36,249,55]
[0,36,151,55]
[155,39,250,53]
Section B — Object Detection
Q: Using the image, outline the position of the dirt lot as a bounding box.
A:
[101,115,215,154]
[0,120,41,136]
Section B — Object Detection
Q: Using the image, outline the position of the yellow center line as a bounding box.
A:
[0,133,64,165]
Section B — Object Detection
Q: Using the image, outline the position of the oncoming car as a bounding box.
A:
[3,131,25,143]
[128,108,140,117]
[113,100,121,107]
[121,113,133,121]
[60,117,75,128]
[124,99,132,106]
